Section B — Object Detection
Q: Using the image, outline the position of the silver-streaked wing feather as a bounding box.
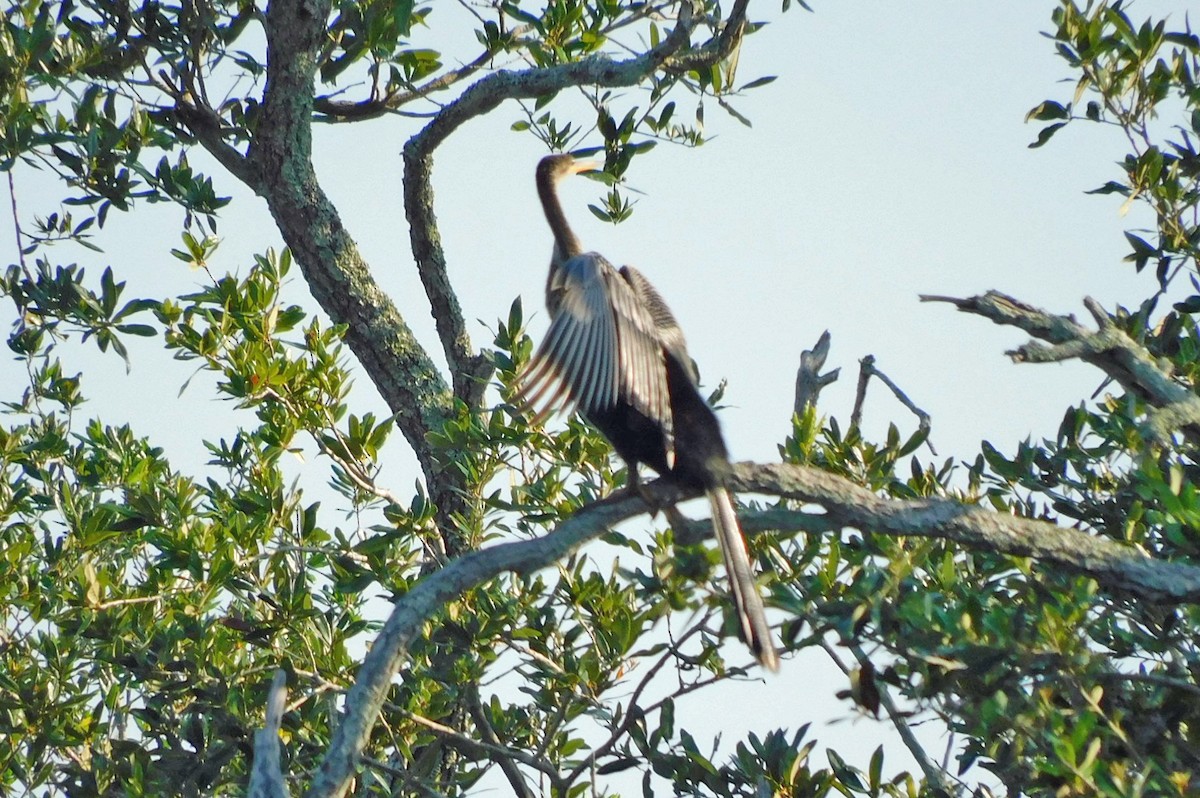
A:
[519,253,671,433]
[619,265,694,381]
[616,264,687,461]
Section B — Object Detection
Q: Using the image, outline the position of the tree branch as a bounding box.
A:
[401,149,495,407]
[240,0,456,491]
[387,699,560,789]
[831,639,959,796]
[464,686,537,798]
[850,354,936,456]
[794,330,838,416]
[171,97,259,187]
[562,621,714,788]
[305,488,646,798]
[405,2,702,159]
[314,48,499,121]
[922,291,1200,444]
[730,462,1200,602]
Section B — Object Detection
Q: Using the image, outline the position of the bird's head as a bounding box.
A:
[537,154,601,185]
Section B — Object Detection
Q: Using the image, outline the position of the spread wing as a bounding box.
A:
[518,253,671,431]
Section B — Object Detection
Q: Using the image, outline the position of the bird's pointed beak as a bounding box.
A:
[571,159,602,175]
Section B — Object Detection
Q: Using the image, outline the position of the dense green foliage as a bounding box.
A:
[2,0,1200,796]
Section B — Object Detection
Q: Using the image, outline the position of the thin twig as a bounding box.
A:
[836,638,961,796]
[387,699,563,786]
[361,757,452,798]
[850,355,936,456]
[464,686,540,798]
[1096,670,1200,700]
[7,171,32,282]
[562,621,722,788]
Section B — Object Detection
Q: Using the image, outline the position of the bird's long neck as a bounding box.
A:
[537,173,583,264]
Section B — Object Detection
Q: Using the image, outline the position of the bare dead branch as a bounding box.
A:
[850,355,936,456]
[923,291,1200,444]
[850,355,871,430]
[402,149,495,407]
[794,330,838,416]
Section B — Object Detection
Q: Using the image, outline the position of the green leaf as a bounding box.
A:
[741,75,778,90]
[1028,121,1068,148]
[115,323,156,337]
[1025,100,1069,121]
[1085,181,1129,195]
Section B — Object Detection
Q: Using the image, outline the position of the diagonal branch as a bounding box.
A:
[818,636,959,796]
[464,686,538,798]
[314,49,498,121]
[304,487,647,798]
[243,0,455,497]
[248,669,289,798]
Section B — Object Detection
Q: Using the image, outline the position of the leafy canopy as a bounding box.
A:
[3,1,1200,797]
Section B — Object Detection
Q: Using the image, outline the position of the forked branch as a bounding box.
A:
[923,291,1200,443]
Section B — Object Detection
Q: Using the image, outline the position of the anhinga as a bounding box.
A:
[519,154,780,671]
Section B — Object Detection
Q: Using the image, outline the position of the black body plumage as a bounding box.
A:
[519,154,780,671]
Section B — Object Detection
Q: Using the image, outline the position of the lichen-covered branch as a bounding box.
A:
[402,152,494,406]
[244,0,454,490]
[248,670,289,798]
[730,462,1200,602]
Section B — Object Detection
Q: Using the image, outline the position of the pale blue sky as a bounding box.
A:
[2,0,1190,788]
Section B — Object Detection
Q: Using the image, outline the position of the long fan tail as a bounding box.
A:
[708,488,779,671]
